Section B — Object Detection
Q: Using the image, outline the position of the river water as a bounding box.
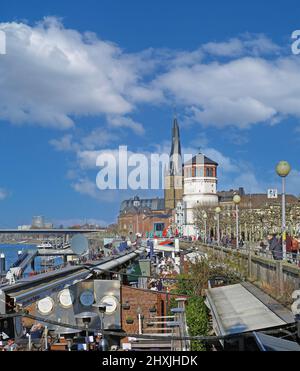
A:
[0,244,63,273]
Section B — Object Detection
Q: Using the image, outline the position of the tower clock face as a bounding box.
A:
[80,290,94,307]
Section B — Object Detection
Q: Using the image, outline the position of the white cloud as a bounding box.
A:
[50,134,79,152]
[154,55,300,128]
[71,178,116,202]
[228,171,265,193]
[3,19,300,132]
[1,19,298,132]
[71,176,141,204]
[50,129,119,152]
[0,188,9,200]
[0,17,153,130]
[77,150,103,169]
[202,148,239,173]
[107,116,144,135]
[201,34,281,58]
[3,19,299,201]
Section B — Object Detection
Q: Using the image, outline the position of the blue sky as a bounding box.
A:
[1,0,300,227]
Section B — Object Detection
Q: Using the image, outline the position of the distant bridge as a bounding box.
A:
[0,229,106,234]
[0,247,145,310]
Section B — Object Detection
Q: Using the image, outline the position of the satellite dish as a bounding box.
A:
[70,234,89,255]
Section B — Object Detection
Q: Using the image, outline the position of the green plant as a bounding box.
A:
[185,296,209,351]
[169,255,242,351]
[125,316,134,324]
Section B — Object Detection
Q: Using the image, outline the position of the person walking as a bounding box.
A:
[286,233,293,261]
[291,236,299,264]
[3,339,18,351]
[269,234,282,260]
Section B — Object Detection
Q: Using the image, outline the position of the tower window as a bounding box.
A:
[196,167,203,177]
[206,168,213,177]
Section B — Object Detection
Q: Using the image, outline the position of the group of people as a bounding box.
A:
[266,233,299,262]
[199,230,299,264]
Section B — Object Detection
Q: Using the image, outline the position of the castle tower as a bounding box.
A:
[183,153,218,236]
[164,117,183,210]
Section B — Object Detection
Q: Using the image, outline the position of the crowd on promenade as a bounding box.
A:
[260,233,299,263]
[197,233,300,265]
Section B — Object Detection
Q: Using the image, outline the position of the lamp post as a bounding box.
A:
[233,195,241,249]
[203,212,207,243]
[136,306,143,335]
[93,303,109,351]
[215,207,221,245]
[75,311,98,350]
[276,161,291,260]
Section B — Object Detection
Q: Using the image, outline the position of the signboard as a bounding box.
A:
[267,189,278,199]
[139,259,151,277]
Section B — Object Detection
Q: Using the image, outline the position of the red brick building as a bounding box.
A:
[118,196,174,236]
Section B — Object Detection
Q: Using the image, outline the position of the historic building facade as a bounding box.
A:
[118,117,184,236]
[118,204,173,237]
[182,153,219,237]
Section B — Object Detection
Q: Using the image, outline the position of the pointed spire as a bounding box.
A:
[170,115,182,176]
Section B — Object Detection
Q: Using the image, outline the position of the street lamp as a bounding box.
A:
[74,311,98,350]
[203,212,208,243]
[233,195,241,249]
[93,303,109,351]
[215,207,221,245]
[276,160,291,260]
[136,306,144,335]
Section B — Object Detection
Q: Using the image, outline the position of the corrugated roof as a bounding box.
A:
[206,283,294,337]
[253,332,300,351]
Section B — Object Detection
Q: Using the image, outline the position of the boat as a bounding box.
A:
[36,241,53,249]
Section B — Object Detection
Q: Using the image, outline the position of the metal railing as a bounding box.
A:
[202,240,300,266]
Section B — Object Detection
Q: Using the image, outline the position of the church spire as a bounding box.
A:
[169,116,182,176]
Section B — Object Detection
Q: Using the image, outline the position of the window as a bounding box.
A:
[206,168,213,177]
[185,167,192,178]
[154,223,165,232]
[195,167,203,177]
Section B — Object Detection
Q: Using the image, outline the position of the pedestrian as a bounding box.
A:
[3,339,18,351]
[286,233,293,261]
[269,234,282,260]
[291,236,299,263]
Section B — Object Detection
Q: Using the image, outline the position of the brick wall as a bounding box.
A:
[120,285,187,341]
[121,285,164,335]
